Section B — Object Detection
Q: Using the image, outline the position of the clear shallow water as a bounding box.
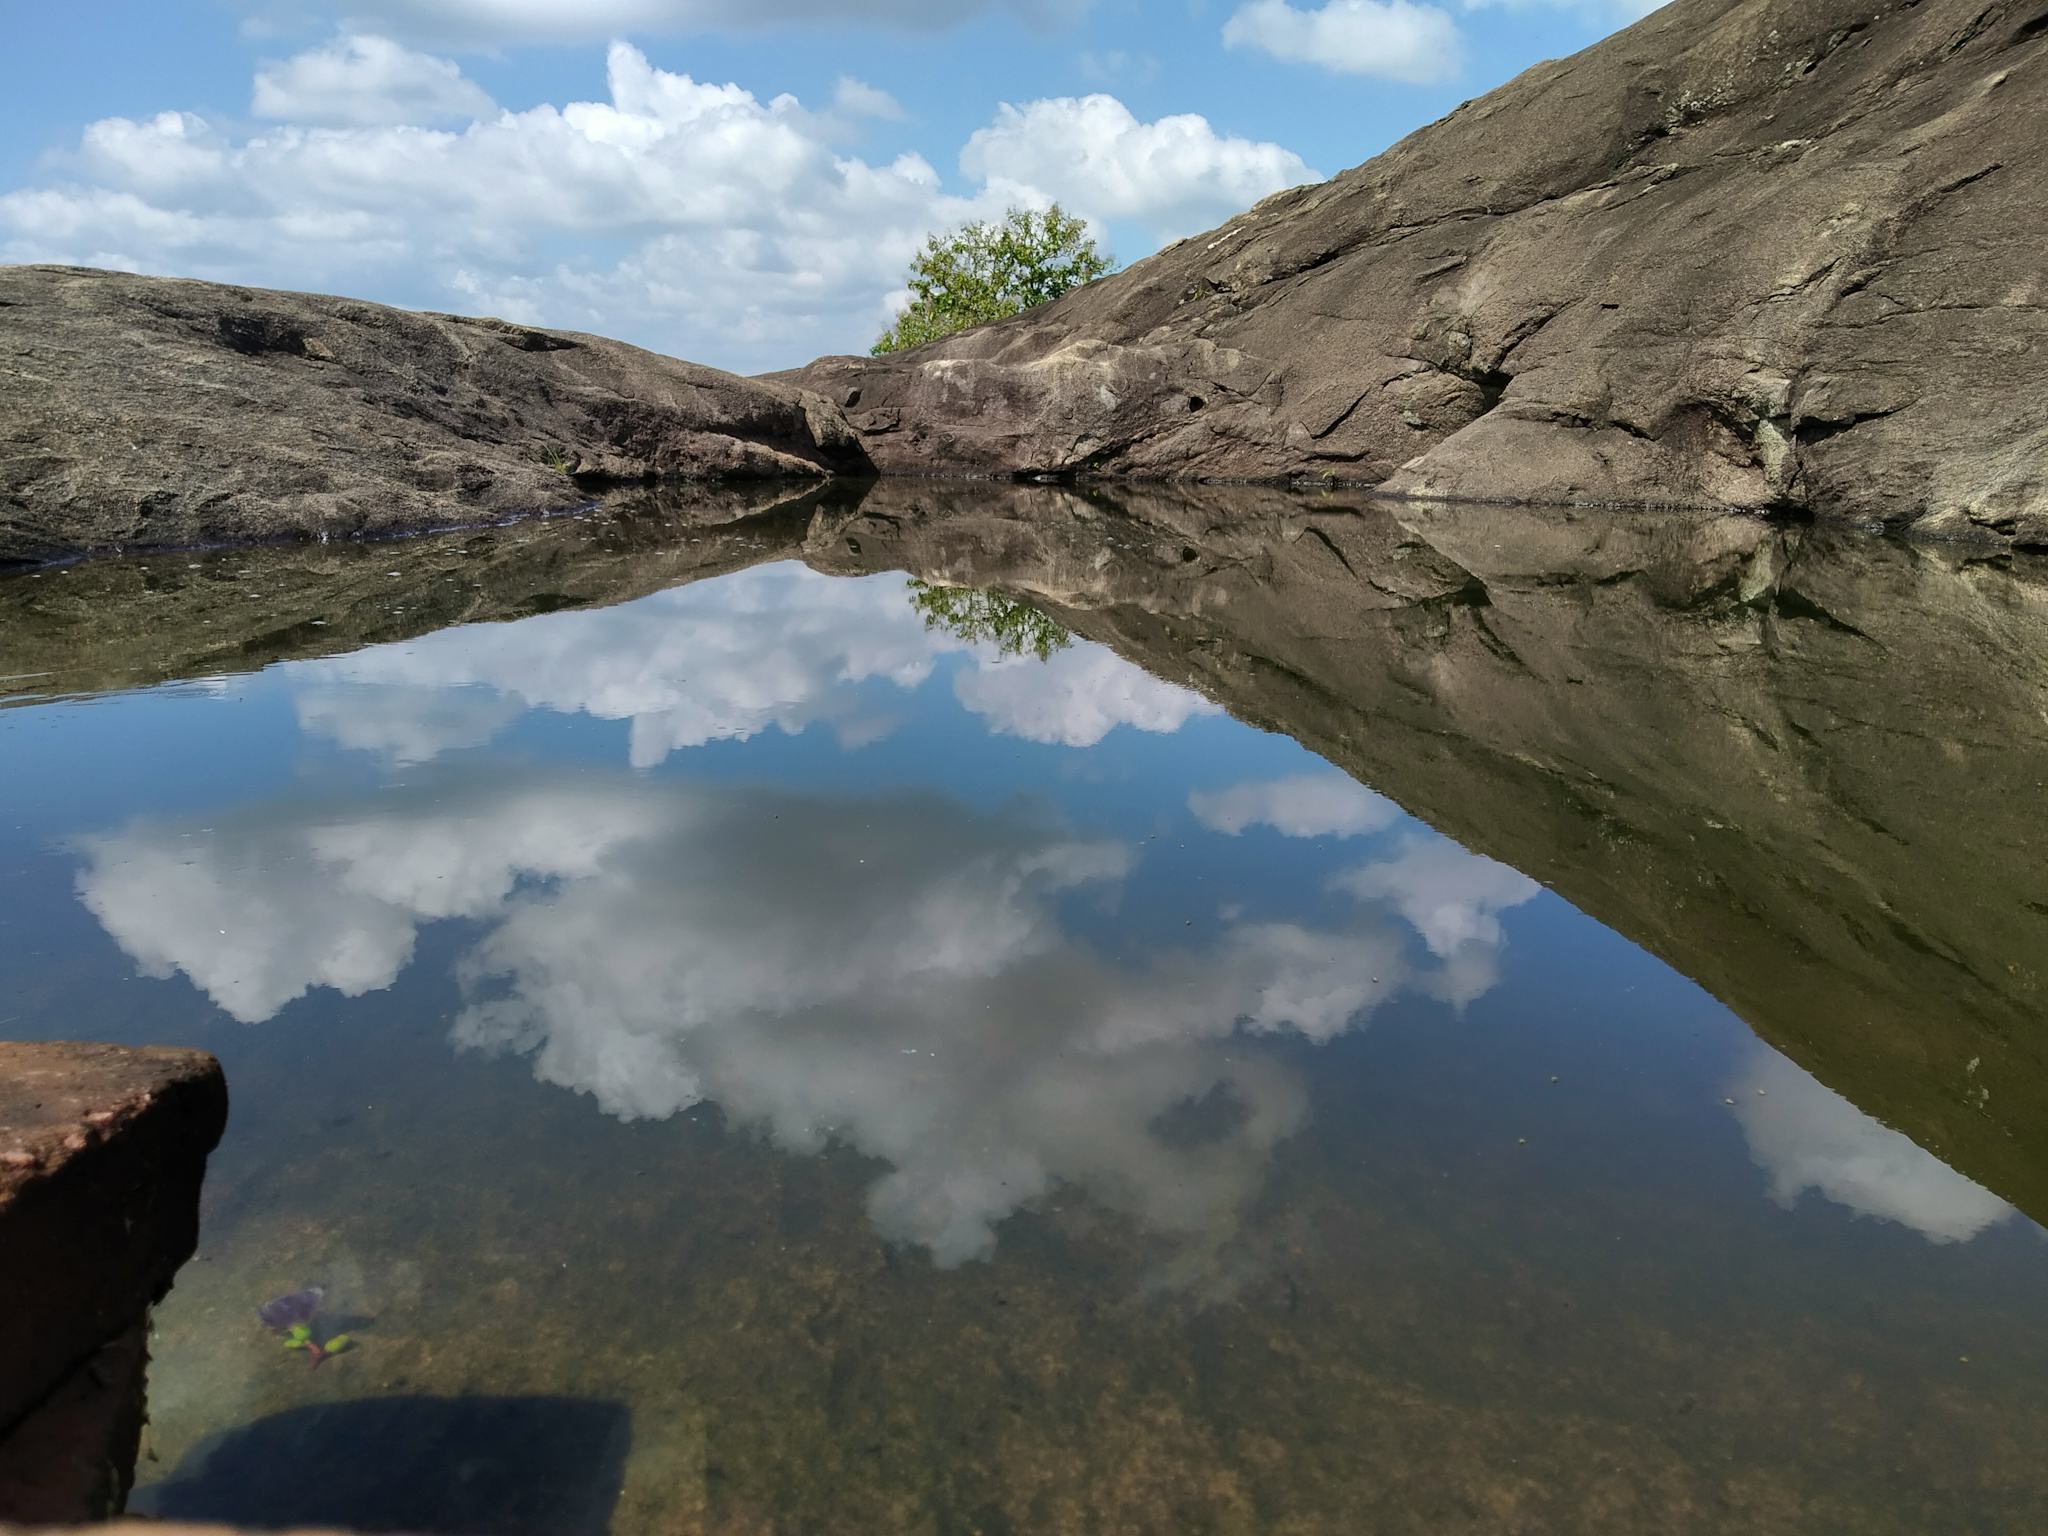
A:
[3,500,2047,1534]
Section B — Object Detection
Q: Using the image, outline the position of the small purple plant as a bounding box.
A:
[257,1286,352,1367]
[257,1287,324,1331]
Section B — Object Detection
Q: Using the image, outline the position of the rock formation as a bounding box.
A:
[0,1043,228,1520]
[789,0,2048,545]
[0,267,867,564]
[4,1,2043,560]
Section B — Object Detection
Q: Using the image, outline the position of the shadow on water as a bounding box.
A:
[139,1395,631,1535]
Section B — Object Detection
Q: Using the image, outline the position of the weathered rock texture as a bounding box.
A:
[790,0,2048,545]
[806,482,2048,1227]
[0,1043,228,1520]
[0,267,869,564]
[5,2,2041,561]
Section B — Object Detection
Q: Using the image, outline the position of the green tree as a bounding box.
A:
[872,205,1112,355]
[907,580,1072,662]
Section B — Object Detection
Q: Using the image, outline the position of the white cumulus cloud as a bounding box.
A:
[1222,0,1464,83]
[2,38,1309,368]
[261,0,1091,42]
[832,76,906,122]
[251,33,496,126]
[962,94,1316,243]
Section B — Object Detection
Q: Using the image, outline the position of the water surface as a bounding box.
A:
[2,484,2045,1534]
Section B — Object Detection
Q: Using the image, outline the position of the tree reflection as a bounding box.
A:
[906,579,1071,661]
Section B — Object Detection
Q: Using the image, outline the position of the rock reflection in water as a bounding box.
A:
[809,480,2048,1232]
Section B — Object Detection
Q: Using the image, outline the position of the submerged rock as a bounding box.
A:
[0,267,870,564]
[787,0,2048,545]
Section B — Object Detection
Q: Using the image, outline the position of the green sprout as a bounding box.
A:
[279,1321,353,1366]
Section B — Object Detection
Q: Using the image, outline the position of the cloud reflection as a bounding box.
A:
[952,649,1218,747]
[73,780,663,1023]
[1189,774,1401,839]
[1331,837,1542,1007]
[1730,1047,2018,1244]
[293,683,523,766]
[290,564,1214,766]
[73,772,1518,1267]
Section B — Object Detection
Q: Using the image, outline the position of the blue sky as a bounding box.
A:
[2,0,1661,371]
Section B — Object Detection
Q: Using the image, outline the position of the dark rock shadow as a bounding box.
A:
[136,1394,630,1535]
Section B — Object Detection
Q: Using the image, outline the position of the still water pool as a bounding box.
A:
[2,487,2045,1533]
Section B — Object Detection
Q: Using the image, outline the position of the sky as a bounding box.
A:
[1,0,1665,373]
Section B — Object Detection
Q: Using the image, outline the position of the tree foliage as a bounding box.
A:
[906,580,1072,662]
[872,205,1112,355]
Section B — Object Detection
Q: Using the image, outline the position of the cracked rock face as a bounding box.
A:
[786,0,2048,545]
[0,267,869,564]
